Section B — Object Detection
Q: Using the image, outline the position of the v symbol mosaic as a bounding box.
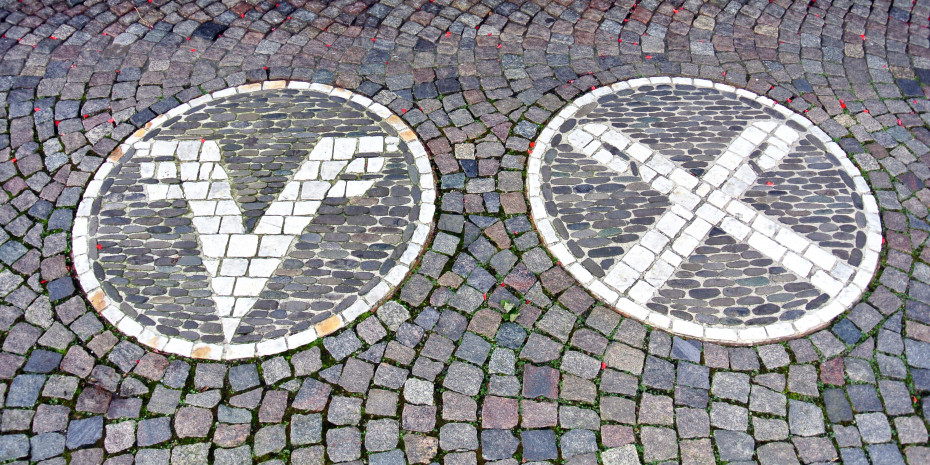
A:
[138,136,398,341]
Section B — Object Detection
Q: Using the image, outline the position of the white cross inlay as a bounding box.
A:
[567,121,855,305]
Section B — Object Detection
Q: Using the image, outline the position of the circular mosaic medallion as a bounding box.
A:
[527,77,882,343]
[72,82,435,359]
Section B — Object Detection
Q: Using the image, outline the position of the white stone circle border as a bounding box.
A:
[527,76,883,344]
[71,81,437,360]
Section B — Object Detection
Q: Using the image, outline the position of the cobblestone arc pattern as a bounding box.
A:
[72,82,436,360]
[528,77,882,344]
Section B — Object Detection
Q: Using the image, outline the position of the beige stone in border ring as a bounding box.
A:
[527,77,882,344]
[72,82,436,359]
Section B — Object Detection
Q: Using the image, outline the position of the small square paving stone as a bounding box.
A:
[443,361,484,396]
[712,372,750,403]
[136,417,171,447]
[0,433,29,461]
[481,429,520,460]
[641,356,675,391]
[377,301,411,332]
[601,370,639,396]
[676,407,710,439]
[291,414,322,446]
[260,356,291,385]
[292,378,331,412]
[34,404,69,433]
[601,396,636,424]
[2,408,34,432]
[710,402,749,431]
[757,442,800,465]
[403,378,434,405]
[338,357,374,393]
[480,396,518,429]
[161,361,189,389]
[6,374,45,407]
[495,322,527,349]
[639,393,674,426]
[254,424,286,457]
[793,436,838,463]
[366,389,399,417]
[520,429,557,461]
[174,407,212,438]
[30,431,65,461]
[193,364,225,390]
[395,322,425,347]
[468,309,502,338]
[66,415,103,449]
[455,332,491,364]
[535,306,575,342]
[146,386,181,415]
[227,364,259,392]
[601,444,640,465]
[670,337,701,363]
[677,362,710,389]
[133,353,168,381]
[868,443,907,465]
[171,442,210,465]
[375,363,409,390]
[522,364,559,399]
[489,375,521,397]
[60,347,93,378]
[557,430,597,460]
[402,404,437,433]
[292,347,322,376]
[356,316,387,344]
[214,445,251,465]
[258,390,288,423]
[442,391,477,421]
[436,309,468,340]
[878,379,914,415]
[107,341,145,373]
[229,388,262,409]
[757,344,791,369]
[895,416,929,444]
[560,405,601,430]
[23,350,62,373]
[856,412,892,443]
[788,400,825,436]
[366,419,399,452]
[440,423,478,451]
[848,384,884,412]
[213,424,250,448]
[560,350,601,379]
[604,343,645,375]
[328,396,362,426]
[432,232,459,255]
[729,347,760,371]
[107,397,142,419]
[323,331,362,361]
[104,421,135,454]
[714,430,754,462]
[641,426,678,462]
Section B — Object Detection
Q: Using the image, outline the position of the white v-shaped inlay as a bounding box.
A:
[138,136,397,341]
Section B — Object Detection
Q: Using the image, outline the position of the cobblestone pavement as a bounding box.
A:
[0,0,930,464]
